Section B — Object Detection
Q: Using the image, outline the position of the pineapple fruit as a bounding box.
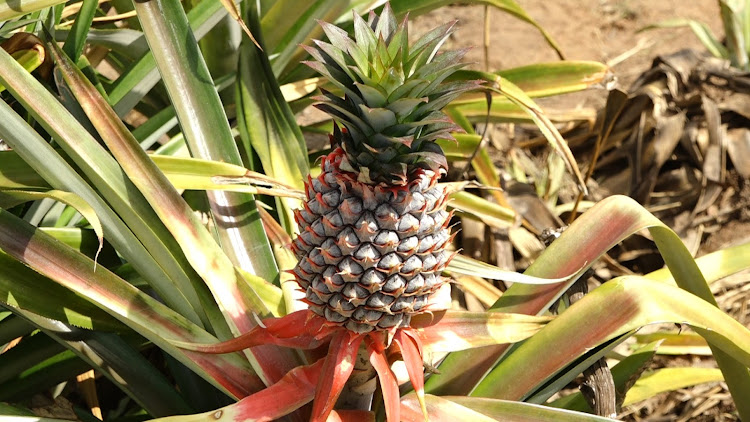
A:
[292,4,477,334]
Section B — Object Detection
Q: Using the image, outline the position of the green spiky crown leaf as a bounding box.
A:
[304,4,479,185]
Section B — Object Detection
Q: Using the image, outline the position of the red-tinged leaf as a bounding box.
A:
[172,311,336,352]
[232,361,320,421]
[425,195,745,397]
[311,330,364,422]
[366,334,399,422]
[150,360,323,422]
[327,410,376,422]
[394,329,427,422]
[49,32,305,387]
[401,394,495,422]
[471,277,750,400]
[0,208,261,398]
[402,394,617,422]
[411,311,552,353]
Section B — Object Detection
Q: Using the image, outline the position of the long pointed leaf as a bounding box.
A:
[471,277,750,401]
[311,331,363,422]
[403,395,618,422]
[366,335,400,422]
[51,36,301,387]
[11,308,193,417]
[0,207,262,398]
[425,195,750,404]
[133,0,280,284]
[0,45,211,330]
[411,311,552,353]
[148,360,324,422]
[236,3,308,233]
[388,0,564,59]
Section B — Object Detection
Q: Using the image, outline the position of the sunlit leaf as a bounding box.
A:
[149,360,323,422]
[54,32,308,390]
[623,367,724,406]
[0,33,47,93]
[471,277,750,400]
[448,191,516,230]
[0,208,262,398]
[0,67,206,328]
[447,254,580,284]
[388,0,564,59]
[426,195,750,401]
[640,19,729,60]
[412,311,552,353]
[460,70,587,195]
[401,394,617,422]
[0,189,103,259]
[133,0,281,286]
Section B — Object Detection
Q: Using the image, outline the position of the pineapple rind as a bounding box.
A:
[291,148,453,333]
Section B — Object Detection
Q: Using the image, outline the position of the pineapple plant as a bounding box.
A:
[292,4,476,334]
[1,1,750,421]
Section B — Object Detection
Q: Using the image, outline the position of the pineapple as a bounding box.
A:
[291,4,477,334]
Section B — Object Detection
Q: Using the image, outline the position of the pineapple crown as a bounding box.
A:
[303,3,480,185]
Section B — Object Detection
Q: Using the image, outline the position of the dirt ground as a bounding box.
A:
[415,2,749,421]
[415,0,723,90]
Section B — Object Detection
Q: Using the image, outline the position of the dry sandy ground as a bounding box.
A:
[414,0,723,99]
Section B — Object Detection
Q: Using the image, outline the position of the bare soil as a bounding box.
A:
[415,0,723,89]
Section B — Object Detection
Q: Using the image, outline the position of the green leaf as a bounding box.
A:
[0,349,89,403]
[0,92,205,328]
[548,340,660,412]
[0,34,46,94]
[645,241,750,286]
[451,100,595,124]
[634,331,711,355]
[108,0,228,115]
[623,367,724,406]
[147,361,323,422]
[54,27,149,59]
[236,3,309,233]
[439,133,482,161]
[133,0,280,283]
[720,0,749,69]
[0,207,263,398]
[150,155,303,198]
[11,309,194,417]
[0,189,104,257]
[40,227,119,265]
[425,195,750,409]
[0,0,65,21]
[453,61,609,101]
[0,331,66,385]
[0,150,50,189]
[0,402,34,416]
[400,394,617,422]
[461,70,587,195]
[412,310,552,353]
[0,252,123,331]
[448,191,515,230]
[261,0,349,77]
[61,0,98,61]
[471,276,750,402]
[132,0,302,388]
[448,253,580,285]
